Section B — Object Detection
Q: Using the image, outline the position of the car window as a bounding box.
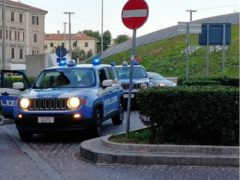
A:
[114,66,147,79]
[34,68,95,88]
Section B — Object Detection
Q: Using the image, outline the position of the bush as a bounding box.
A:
[137,86,239,146]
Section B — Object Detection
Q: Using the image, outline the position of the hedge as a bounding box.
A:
[137,86,239,146]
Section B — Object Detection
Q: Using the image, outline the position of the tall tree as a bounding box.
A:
[103,30,112,51]
[114,34,129,45]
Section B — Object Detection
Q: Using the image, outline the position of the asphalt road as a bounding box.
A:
[0,112,239,180]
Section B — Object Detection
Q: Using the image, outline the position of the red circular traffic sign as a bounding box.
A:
[122,0,149,30]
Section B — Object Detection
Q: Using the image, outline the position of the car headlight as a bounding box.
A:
[140,83,148,89]
[159,83,166,87]
[19,98,30,110]
[67,97,81,110]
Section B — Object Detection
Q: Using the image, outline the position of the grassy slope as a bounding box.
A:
[104,25,239,79]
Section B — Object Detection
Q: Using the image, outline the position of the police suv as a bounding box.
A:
[113,61,149,105]
[14,59,124,140]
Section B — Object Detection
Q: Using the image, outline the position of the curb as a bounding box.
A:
[80,135,239,167]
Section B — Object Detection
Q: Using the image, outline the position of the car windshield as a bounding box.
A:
[114,66,148,79]
[149,73,165,80]
[33,68,95,88]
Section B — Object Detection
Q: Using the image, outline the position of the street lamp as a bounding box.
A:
[186,9,197,22]
[101,0,104,54]
[63,12,75,58]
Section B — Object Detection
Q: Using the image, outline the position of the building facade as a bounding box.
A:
[44,32,97,62]
[0,0,47,69]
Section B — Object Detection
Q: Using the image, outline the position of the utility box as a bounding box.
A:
[25,53,70,77]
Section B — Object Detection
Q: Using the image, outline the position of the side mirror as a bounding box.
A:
[102,79,113,88]
[13,82,24,90]
[148,75,153,79]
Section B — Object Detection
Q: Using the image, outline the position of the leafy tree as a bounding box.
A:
[103,30,112,51]
[82,29,112,53]
[114,34,129,45]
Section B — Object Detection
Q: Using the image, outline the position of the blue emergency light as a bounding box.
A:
[92,57,102,66]
[57,57,67,66]
[67,59,77,67]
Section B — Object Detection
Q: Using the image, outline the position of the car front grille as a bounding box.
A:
[121,83,142,90]
[29,98,68,111]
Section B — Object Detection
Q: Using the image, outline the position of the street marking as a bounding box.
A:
[3,126,64,180]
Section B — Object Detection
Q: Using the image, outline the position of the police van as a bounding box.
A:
[13,59,124,140]
[113,61,149,106]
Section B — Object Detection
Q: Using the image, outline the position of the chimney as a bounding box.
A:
[57,30,60,34]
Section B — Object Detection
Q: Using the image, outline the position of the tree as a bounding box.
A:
[114,34,129,45]
[103,30,112,51]
[82,29,112,53]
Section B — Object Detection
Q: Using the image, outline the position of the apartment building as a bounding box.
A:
[44,32,97,59]
[0,0,47,69]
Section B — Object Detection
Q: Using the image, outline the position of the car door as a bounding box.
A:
[0,70,31,119]
[98,67,118,118]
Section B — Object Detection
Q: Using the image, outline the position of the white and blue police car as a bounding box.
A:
[113,61,149,106]
[14,59,124,140]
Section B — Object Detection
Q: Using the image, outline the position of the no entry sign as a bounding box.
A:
[122,0,149,30]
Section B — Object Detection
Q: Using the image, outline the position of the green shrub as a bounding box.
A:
[137,86,239,146]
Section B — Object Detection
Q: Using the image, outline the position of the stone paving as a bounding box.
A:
[0,112,239,180]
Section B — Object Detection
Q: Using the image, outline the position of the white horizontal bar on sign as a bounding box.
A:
[122,9,148,18]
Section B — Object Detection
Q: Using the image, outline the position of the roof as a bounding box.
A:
[101,12,240,59]
[45,33,96,41]
[47,63,111,70]
[0,0,48,14]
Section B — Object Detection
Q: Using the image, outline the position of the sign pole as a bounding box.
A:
[222,24,226,77]
[126,29,136,137]
[206,24,210,79]
[186,22,190,81]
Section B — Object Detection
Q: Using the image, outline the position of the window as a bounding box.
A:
[32,16,39,25]
[6,30,8,39]
[61,43,65,47]
[18,31,24,42]
[98,69,107,85]
[11,48,15,59]
[44,45,48,49]
[0,29,2,39]
[50,42,54,47]
[20,49,23,59]
[9,30,12,40]
[84,42,88,47]
[15,31,17,41]
[11,12,14,22]
[34,34,37,43]
[19,14,23,23]
[106,67,116,80]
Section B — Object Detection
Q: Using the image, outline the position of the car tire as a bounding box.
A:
[18,130,32,141]
[91,108,103,137]
[112,101,124,125]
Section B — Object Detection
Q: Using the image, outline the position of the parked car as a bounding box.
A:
[148,72,176,87]
[13,59,124,140]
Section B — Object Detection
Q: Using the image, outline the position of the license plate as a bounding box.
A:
[38,117,54,123]
[123,94,134,98]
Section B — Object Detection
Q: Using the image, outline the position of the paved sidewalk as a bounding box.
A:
[80,135,239,167]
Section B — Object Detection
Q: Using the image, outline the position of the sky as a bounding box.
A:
[18,0,240,38]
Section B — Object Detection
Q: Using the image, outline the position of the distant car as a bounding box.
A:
[148,72,176,87]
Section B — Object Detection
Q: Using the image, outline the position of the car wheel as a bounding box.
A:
[112,101,124,125]
[91,108,103,137]
[18,130,32,141]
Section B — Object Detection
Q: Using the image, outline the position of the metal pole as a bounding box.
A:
[186,9,197,22]
[222,24,226,77]
[126,29,136,138]
[64,12,74,58]
[101,0,104,54]
[185,22,190,81]
[2,0,6,70]
[206,24,210,79]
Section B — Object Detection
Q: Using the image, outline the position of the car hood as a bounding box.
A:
[118,78,149,84]
[20,88,97,99]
